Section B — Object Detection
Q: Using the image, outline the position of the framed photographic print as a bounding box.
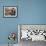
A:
[3,6,17,18]
[18,24,46,42]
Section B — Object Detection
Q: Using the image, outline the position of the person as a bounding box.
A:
[11,8,16,15]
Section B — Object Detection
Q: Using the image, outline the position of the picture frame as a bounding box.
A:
[18,24,46,42]
[3,6,17,18]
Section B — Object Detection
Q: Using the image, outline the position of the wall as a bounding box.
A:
[18,0,46,24]
[0,0,18,44]
[0,0,46,45]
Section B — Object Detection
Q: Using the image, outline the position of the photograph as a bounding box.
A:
[3,6,17,17]
[18,24,46,41]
